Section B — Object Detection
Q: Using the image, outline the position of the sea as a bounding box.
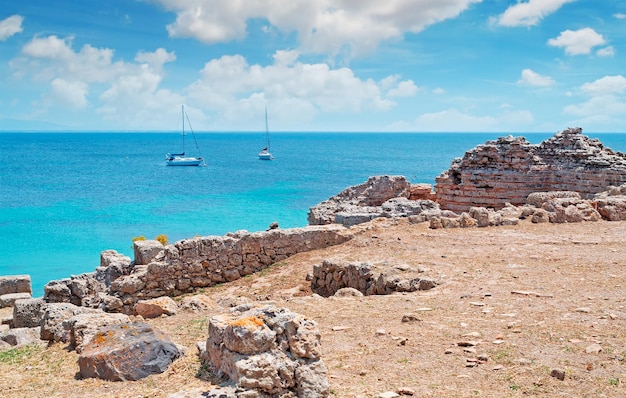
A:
[2,131,626,297]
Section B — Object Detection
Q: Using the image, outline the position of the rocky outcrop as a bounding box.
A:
[310,260,438,297]
[78,322,183,381]
[308,176,439,226]
[435,128,626,212]
[199,304,329,398]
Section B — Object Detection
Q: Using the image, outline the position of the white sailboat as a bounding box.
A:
[166,105,206,166]
[258,107,273,160]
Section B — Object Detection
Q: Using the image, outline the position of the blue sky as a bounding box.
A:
[1,0,625,132]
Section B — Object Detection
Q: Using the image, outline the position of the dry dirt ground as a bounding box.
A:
[1,218,625,398]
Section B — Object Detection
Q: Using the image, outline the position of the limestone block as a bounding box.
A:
[0,292,32,308]
[12,298,45,328]
[0,275,32,295]
[68,312,131,353]
[133,240,165,265]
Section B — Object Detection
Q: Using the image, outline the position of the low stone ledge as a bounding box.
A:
[311,260,439,297]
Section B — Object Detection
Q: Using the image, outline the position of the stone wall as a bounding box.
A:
[45,225,352,314]
[435,127,626,212]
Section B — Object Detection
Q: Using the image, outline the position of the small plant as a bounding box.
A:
[155,234,168,246]
[0,345,35,364]
[609,377,620,386]
[131,235,146,248]
[509,384,520,391]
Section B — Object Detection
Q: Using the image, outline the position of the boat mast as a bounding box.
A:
[265,106,270,151]
[181,105,185,153]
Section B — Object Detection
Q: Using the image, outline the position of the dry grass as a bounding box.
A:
[1,218,626,397]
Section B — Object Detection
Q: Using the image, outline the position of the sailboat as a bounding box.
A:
[258,107,273,160]
[166,105,206,166]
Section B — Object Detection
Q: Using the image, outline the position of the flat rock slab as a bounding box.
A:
[78,322,182,381]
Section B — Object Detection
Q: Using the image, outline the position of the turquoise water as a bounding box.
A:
[1,131,625,296]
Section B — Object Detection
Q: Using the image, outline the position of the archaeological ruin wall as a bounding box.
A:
[434,127,626,212]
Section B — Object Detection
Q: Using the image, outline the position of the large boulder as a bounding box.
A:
[78,322,182,381]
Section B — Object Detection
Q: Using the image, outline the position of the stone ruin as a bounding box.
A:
[42,224,352,314]
[310,259,438,297]
[435,127,626,212]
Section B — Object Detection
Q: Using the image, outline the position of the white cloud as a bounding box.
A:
[135,48,176,72]
[547,28,606,55]
[0,15,23,41]
[387,80,418,97]
[517,69,555,87]
[614,13,626,19]
[580,75,626,96]
[153,0,481,57]
[433,87,446,95]
[12,35,182,128]
[596,46,615,57]
[49,78,88,109]
[186,51,414,128]
[398,108,534,132]
[496,0,575,27]
[563,76,626,123]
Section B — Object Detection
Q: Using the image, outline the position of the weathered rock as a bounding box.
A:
[594,186,626,220]
[135,296,178,318]
[0,292,32,308]
[205,304,329,397]
[311,260,438,297]
[40,303,97,342]
[527,191,581,207]
[12,298,45,328]
[435,128,626,212]
[78,322,182,381]
[68,312,131,353]
[0,327,42,347]
[0,275,32,295]
[180,294,222,313]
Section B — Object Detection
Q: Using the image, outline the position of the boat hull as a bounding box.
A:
[166,156,204,166]
[258,150,273,160]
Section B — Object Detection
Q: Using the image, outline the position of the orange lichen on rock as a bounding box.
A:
[229,315,264,329]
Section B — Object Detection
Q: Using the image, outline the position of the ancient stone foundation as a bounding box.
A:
[435,128,626,212]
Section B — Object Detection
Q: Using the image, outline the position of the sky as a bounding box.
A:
[0,0,625,132]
